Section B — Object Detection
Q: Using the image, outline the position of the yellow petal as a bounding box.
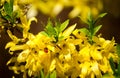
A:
[21,15,37,38]
[27,6,38,19]
[10,66,20,74]
[6,57,17,65]
[52,3,63,16]
[28,69,33,77]
[90,48,102,60]
[99,57,111,73]
[7,30,19,43]
[10,44,28,51]
[5,42,15,49]
[62,24,76,39]
[65,53,71,62]
[49,59,56,72]
[79,46,90,62]
[91,62,102,77]
[28,17,37,26]
[69,6,81,18]
[17,49,30,62]
[80,62,90,78]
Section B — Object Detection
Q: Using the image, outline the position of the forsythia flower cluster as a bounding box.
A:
[0,0,103,35]
[0,0,103,19]
[0,0,119,78]
[5,15,118,78]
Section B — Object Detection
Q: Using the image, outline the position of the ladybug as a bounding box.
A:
[44,47,48,53]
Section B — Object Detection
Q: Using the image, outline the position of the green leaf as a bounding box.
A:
[40,31,49,36]
[4,15,11,21]
[45,19,56,37]
[93,25,102,35]
[45,73,50,78]
[59,36,64,40]
[78,16,88,24]
[50,70,56,78]
[10,0,14,10]
[117,61,120,76]
[60,19,69,32]
[102,73,112,78]
[40,70,44,78]
[78,12,106,44]
[4,2,10,14]
[98,13,107,18]
[109,57,116,74]
[116,44,120,76]
[13,11,19,18]
[87,12,93,23]
[79,28,89,36]
[94,13,107,24]
[116,44,120,57]
[4,0,13,16]
[0,12,2,17]
[54,20,61,36]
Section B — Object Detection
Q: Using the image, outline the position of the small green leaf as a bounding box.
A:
[93,25,102,35]
[45,73,50,78]
[4,15,11,21]
[10,0,14,10]
[4,0,13,16]
[40,31,49,36]
[109,57,116,74]
[78,16,88,24]
[50,70,56,78]
[40,70,44,78]
[54,20,60,34]
[87,12,93,23]
[93,13,107,24]
[79,28,89,36]
[102,73,112,78]
[94,13,107,24]
[117,61,120,76]
[98,13,107,18]
[45,19,56,37]
[116,44,120,57]
[59,36,64,40]
[116,44,120,76]
[13,11,19,18]
[60,19,69,32]
[4,2,10,14]
[0,12,2,17]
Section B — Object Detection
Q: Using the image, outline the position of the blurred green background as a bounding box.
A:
[0,0,120,77]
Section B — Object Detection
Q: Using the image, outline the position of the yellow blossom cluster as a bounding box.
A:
[5,15,118,78]
[1,0,119,78]
[1,0,103,19]
[0,0,103,34]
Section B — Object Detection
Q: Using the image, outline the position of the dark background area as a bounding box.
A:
[0,0,120,78]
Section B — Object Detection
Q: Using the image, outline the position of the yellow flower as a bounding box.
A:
[79,46,91,62]
[20,15,37,38]
[49,59,56,72]
[6,30,53,77]
[80,62,91,78]
[14,0,103,20]
[91,61,102,78]
[69,0,103,19]
[99,57,113,73]
[90,45,103,60]
[17,49,30,62]
[5,15,118,78]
